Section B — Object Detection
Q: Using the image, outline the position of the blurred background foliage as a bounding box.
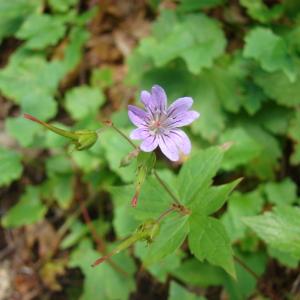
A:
[0,0,300,299]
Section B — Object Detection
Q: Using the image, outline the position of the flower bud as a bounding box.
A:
[73,130,98,150]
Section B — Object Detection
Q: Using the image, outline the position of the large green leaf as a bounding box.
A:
[139,12,226,74]
[244,206,300,259]
[188,214,235,277]
[0,147,23,187]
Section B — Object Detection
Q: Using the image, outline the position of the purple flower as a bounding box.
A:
[128,85,200,161]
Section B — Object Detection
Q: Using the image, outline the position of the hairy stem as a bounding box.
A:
[104,120,136,149]
[153,170,181,205]
[155,206,176,223]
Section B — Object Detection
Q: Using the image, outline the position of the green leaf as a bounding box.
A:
[244,123,281,179]
[5,117,42,147]
[0,0,41,42]
[222,190,264,242]
[168,281,205,300]
[0,147,23,187]
[192,178,242,215]
[142,214,189,265]
[172,259,224,287]
[69,239,136,300]
[219,128,262,170]
[240,0,283,23]
[135,243,182,283]
[268,247,299,268]
[178,146,224,205]
[0,55,65,120]
[45,154,73,176]
[16,14,66,49]
[188,214,235,277]
[51,174,74,209]
[65,85,105,121]
[177,0,224,12]
[244,206,300,259]
[48,0,78,12]
[264,179,297,205]
[288,109,300,165]
[253,66,300,107]
[244,28,295,82]
[2,186,47,228]
[190,75,226,141]
[60,221,89,250]
[139,12,226,74]
[62,26,90,72]
[90,67,114,89]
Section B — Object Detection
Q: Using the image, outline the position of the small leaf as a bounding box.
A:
[2,186,47,228]
[191,178,242,215]
[16,14,66,49]
[188,214,235,278]
[240,0,283,23]
[0,147,23,187]
[178,146,224,205]
[0,0,41,42]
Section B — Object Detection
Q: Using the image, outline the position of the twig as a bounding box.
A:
[78,198,128,277]
[153,170,181,205]
[234,255,260,281]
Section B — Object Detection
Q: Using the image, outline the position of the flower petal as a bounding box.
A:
[169,129,191,155]
[140,91,152,108]
[151,85,167,111]
[140,135,159,152]
[167,97,193,117]
[130,128,150,140]
[158,134,179,161]
[128,105,148,127]
[166,110,200,128]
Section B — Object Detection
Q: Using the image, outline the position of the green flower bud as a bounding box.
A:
[73,130,98,150]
